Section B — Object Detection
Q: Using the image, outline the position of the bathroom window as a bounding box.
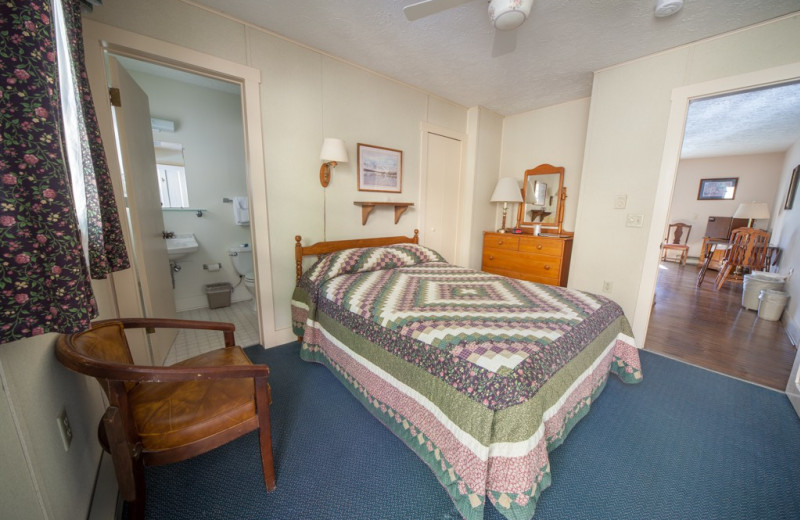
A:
[156,164,190,208]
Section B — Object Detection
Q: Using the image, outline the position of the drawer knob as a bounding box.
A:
[498,240,504,245]
[544,265,551,270]
[489,255,494,260]
[537,244,543,250]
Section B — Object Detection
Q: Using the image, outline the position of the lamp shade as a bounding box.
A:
[490,177,523,203]
[320,138,348,163]
[733,202,770,220]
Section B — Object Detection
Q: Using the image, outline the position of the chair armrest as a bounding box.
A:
[95,318,236,347]
[84,359,269,383]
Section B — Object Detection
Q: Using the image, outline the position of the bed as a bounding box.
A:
[291,231,642,520]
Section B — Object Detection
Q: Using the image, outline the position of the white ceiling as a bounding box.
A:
[180,1,800,158]
[192,0,800,115]
[682,82,800,159]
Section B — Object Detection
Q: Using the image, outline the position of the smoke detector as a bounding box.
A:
[654,0,683,18]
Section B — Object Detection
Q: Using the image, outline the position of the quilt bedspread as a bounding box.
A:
[291,244,642,520]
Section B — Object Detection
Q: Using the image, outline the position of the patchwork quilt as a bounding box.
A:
[291,244,642,520]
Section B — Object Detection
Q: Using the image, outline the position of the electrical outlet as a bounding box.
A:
[602,280,613,293]
[626,214,644,228]
[56,407,73,451]
[613,195,627,209]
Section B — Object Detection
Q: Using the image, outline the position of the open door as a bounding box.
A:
[108,56,177,364]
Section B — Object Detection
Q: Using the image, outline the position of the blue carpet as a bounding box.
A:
[134,343,800,519]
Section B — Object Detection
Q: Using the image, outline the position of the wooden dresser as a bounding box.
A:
[481,231,573,287]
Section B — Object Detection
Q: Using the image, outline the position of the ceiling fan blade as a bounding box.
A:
[403,0,476,21]
[491,29,518,57]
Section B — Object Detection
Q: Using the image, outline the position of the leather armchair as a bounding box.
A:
[56,318,276,520]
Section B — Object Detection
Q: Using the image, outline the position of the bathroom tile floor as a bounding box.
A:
[164,300,260,365]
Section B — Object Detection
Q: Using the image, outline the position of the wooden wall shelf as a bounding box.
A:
[353,202,414,225]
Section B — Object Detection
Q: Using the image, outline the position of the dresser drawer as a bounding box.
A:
[518,236,563,257]
[482,249,562,281]
[483,234,520,251]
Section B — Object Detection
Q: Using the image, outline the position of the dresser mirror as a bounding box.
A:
[517,163,566,234]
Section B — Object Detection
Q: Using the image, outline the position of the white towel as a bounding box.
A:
[233,196,250,226]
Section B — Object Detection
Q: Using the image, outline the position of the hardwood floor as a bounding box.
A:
[644,261,796,390]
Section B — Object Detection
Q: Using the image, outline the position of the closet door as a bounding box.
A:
[423,132,463,263]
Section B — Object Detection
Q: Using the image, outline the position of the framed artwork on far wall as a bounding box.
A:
[785,164,800,210]
[357,143,403,193]
[697,177,738,200]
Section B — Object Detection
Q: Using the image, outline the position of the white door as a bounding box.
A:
[424,132,463,262]
[108,57,177,365]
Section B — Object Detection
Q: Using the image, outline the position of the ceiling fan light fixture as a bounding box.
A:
[489,0,534,31]
[654,0,684,18]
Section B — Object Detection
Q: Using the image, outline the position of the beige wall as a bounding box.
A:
[771,137,800,344]
[463,107,505,270]
[499,98,591,233]
[667,153,785,258]
[572,14,800,341]
[0,278,115,520]
[772,137,800,409]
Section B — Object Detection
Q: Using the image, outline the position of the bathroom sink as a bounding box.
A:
[165,233,199,260]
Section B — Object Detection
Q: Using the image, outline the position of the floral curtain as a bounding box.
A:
[0,0,128,344]
[61,0,129,277]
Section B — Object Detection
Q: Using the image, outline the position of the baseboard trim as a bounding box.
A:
[88,452,121,520]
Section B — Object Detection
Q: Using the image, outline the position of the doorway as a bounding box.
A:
[83,20,281,348]
[635,68,800,390]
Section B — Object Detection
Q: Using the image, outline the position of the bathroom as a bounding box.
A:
[119,58,257,319]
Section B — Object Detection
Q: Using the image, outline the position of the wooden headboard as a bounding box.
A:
[295,229,419,282]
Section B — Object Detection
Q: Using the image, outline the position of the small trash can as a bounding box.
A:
[742,272,786,310]
[757,289,790,321]
[204,282,232,309]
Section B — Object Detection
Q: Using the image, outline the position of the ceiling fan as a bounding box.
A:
[404,0,534,55]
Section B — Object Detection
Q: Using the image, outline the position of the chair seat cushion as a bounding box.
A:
[129,347,256,452]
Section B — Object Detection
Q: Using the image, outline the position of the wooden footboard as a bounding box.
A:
[295,230,419,282]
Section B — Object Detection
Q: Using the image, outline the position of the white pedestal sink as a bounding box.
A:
[166,233,198,260]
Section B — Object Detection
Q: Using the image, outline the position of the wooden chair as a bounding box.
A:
[713,228,771,290]
[662,222,692,265]
[55,318,276,520]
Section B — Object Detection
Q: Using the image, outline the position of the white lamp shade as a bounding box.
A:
[733,202,770,220]
[320,138,348,163]
[491,177,523,203]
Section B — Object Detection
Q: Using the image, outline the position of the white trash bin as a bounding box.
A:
[757,289,790,321]
[742,272,787,310]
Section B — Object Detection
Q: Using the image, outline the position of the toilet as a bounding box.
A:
[228,244,256,308]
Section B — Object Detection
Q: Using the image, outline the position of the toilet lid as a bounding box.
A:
[245,272,255,283]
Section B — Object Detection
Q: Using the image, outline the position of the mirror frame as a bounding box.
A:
[516,163,566,234]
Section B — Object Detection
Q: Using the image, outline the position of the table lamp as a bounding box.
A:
[490,177,523,232]
[733,202,770,228]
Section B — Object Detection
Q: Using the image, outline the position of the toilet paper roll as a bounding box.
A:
[204,263,222,272]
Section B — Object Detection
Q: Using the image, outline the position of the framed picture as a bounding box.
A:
[357,143,403,193]
[785,164,800,210]
[697,177,738,200]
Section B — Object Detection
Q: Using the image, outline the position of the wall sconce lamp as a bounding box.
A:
[733,201,770,228]
[319,138,349,187]
[490,177,523,233]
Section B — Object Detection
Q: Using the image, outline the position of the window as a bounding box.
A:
[156,164,189,208]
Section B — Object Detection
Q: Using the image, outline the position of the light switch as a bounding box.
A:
[626,214,644,228]
[614,195,627,209]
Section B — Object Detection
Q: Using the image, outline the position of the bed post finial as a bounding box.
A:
[295,236,303,282]
[413,229,419,244]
